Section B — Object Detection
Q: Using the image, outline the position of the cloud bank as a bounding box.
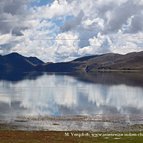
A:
[0,0,143,62]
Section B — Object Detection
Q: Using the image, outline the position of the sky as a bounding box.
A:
[0,0,143,62]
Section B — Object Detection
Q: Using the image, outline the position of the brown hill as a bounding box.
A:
[43,51,143,72]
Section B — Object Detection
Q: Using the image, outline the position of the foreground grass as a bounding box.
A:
[0,131,143,143]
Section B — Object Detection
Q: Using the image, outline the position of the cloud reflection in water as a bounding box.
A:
[0,73,143,120]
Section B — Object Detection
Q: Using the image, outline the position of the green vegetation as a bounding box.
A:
[0,131,143,143]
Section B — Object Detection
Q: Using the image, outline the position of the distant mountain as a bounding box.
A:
[37,62,78,72]
[0,51,143,73]
[78,52,143,72]
[0,53,44,73]
[42,51,143,72]
[73,55,100,62]
[26,56,44,65]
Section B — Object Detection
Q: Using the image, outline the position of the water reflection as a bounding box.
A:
[0,72,143,121]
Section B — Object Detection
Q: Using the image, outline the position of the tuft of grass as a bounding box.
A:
[0,131,143,143]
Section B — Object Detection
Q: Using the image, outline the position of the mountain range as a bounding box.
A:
[0,51,143,73]
[0,53,44,72]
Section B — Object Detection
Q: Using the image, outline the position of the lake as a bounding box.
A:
[0,72,143,131]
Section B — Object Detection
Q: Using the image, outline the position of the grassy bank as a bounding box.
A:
[0,131,143,143]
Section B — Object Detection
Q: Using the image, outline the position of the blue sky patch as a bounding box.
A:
[31,0,54,7]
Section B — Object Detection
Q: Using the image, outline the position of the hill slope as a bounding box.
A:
[0,53,44,72]
[42,51,143,72]
[0,51,143,73]
[79,52,143,72]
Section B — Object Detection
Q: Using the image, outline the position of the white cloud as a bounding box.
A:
[31,0,71,19]
[0,0,143,62]
[53,32,79,62]
[78,33,111,56]
[110,32,143,54]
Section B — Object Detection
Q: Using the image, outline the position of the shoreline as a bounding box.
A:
[0,115,143,142]
[0,114,143,132]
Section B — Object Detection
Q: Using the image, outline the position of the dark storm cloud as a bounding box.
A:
[60,11,84,32]
[129,14,143,33]
[59,0,143,50]
[62,0,143,34]
[104,0,142,33]
[0,0,143,61]
[0,0,30,35]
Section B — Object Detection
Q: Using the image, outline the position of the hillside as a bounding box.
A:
[42,51,143,72]
[0,51,143,73]
[0,53,44,73]
[77,52,143,72]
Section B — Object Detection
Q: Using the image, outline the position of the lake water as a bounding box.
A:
[0,72,143,130]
